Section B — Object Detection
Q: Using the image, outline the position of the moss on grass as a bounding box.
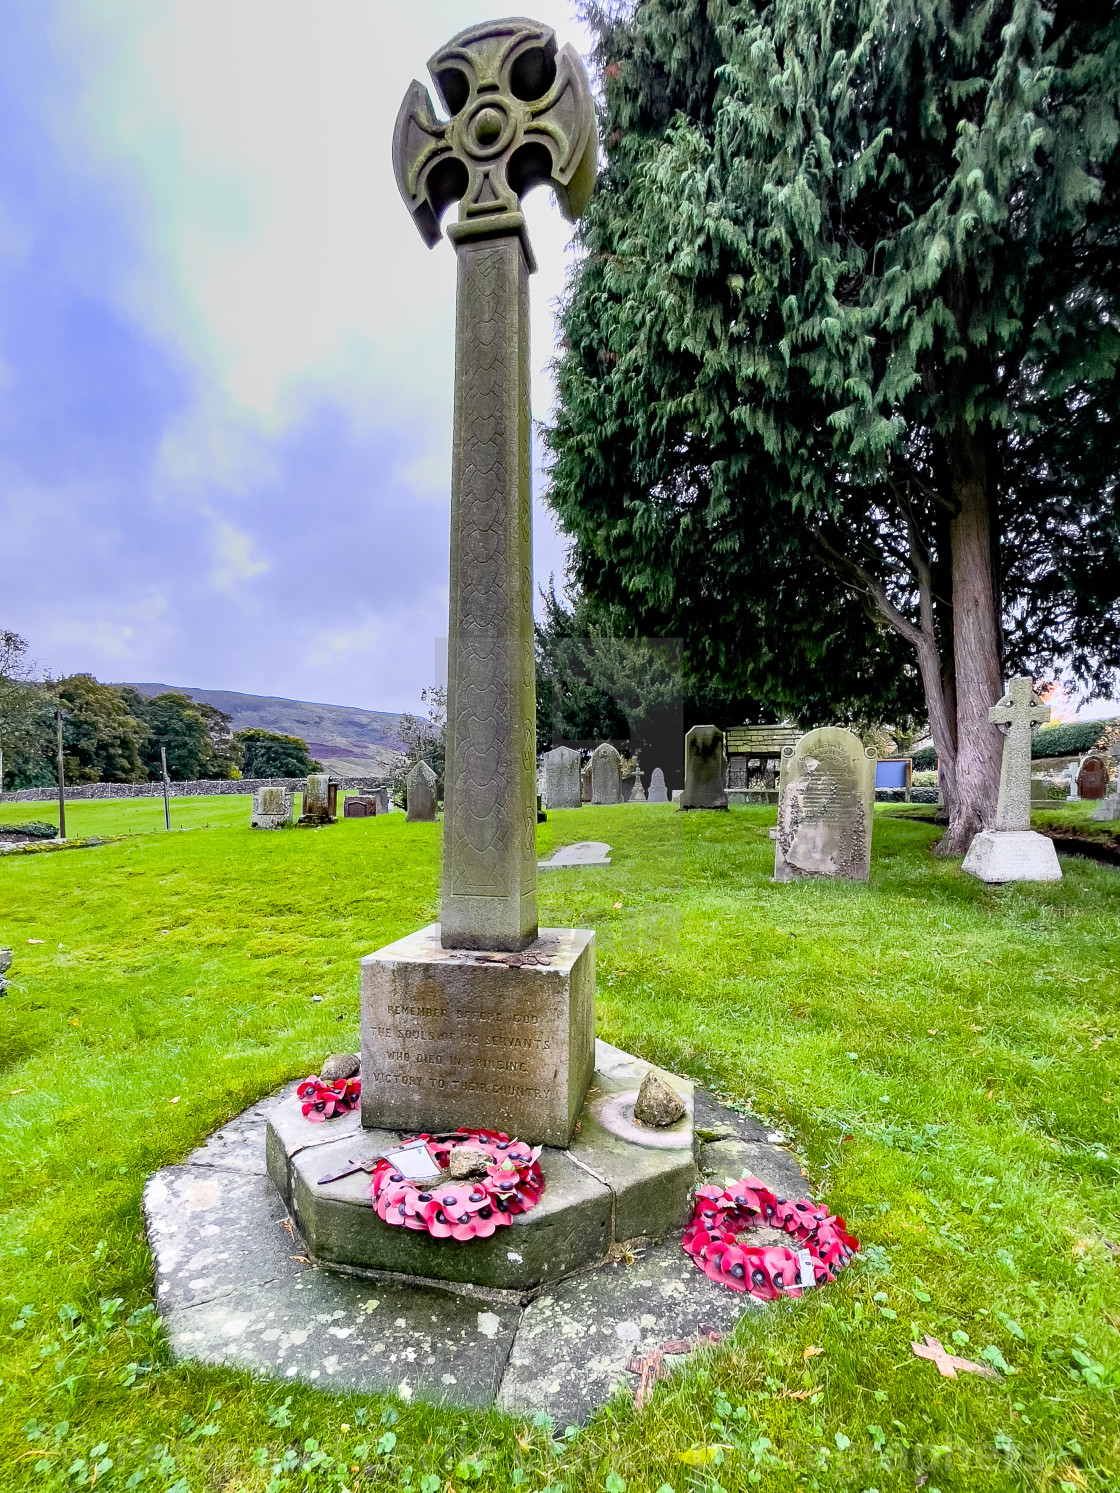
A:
[0,798,1117,1490]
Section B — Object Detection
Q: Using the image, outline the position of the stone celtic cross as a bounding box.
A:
[394,20,595,950]
[989,676,1051,832]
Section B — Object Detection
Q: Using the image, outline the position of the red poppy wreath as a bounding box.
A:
[297,1075,361,1121]
[683,1178,859,1299]
[368,1130,544,1241]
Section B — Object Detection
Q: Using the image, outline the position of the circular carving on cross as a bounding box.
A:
[392,18,597,252]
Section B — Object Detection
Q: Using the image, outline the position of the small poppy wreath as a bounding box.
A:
[368,1129,545,1241]
[297,1075,361,1122]
[683,1177,859,1299]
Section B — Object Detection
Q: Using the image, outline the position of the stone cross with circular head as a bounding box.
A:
[989,676,1051,832]
[393,21,596,951]
[393,20,596,263]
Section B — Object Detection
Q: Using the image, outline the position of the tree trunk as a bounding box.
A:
[933,423,1003,856]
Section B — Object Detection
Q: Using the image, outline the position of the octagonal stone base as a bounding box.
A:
[265,1041,696,1295]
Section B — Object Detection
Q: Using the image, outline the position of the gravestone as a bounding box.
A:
[543,746,581,809]
[250,784,292,830]
[580,763,592,802]
[1063,762,1081,802]
[538,840,612,868]
[591,743,622,804]
[680,725,728,810]
[629,768,646,803]
[406,760,439,821]
[297,775,337,826]
[961,677,1061,883]
[1092,787,1120,821]
[344,795,380,818]
[1078,756,1109,800]
[647,767,668,803]
[362,17,599,1144]
[774,728,876,881]
[372,786,391,815]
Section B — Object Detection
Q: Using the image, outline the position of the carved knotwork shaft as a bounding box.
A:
[392,19,595,952]
[441,234,537,950]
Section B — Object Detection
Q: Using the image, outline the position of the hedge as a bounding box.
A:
[1032,721,1109,759]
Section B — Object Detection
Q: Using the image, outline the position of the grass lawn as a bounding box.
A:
[0,796,1117,1491]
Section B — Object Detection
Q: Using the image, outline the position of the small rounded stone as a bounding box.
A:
[319,1052,359,1082]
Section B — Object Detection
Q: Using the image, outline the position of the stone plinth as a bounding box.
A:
[961,830,1062,883]
[266,1040,694,1294]
[680,726,728,810]
[360,924,594,1148]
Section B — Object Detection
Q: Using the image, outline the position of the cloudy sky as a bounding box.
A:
[0,1,591,713]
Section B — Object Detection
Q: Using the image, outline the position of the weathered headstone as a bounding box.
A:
[774,728,876,881]
[251,784,292,830]
[361,18,598,1145]
[298,774,337,826]
[591,743,622,804]
[581,762,593,802]
[1078,755,1109,800]
[680,725,728,810]
[405,760,439,821]
[629,768,646,803]
[1092,787,1120,821]
[1063,761,1081,802]
[647,767,668,803]
[543,746,581,809]
[961,677,1062,883]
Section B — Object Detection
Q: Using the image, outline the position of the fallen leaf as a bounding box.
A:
[289,1255,310,1264]
[675,1446,732,1466]
[613,902,623,909]
[661,1339,692,1355]
[69,1018,79,1027]
[927,1028,938,1036]
[803,1345,824,1361]
[168,1096,180,1105]
[9,1088,28,1096]
[282,1219,295,1240]
[911,1335,1000,1382]
[28,939,44,945]
[776,1386,813,1400]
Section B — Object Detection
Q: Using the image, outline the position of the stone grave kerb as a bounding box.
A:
[989,677,1050,832]
[395,19,596,953]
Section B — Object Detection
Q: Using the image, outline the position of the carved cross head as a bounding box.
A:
[989,676,1051,735]
[393,18,596,252]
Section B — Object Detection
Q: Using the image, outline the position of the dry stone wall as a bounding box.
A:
[0,776,389,805]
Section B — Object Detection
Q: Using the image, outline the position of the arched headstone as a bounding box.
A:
[1078,755,1109,800]
[543,746,582,809]
[406,760,439,821]
[647,767,669,803]
[775,728,875,881]
[591,743,622,804]
[681,725,728,810]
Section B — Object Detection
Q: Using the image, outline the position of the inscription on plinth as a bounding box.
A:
[361,924,595,1146]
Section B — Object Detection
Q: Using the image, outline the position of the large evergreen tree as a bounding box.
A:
[548,0,1120,851]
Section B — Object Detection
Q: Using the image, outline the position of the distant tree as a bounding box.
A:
[235,729,321,779]
[196,702,242,779]
[120,690,209,781]
[549,0,1120,853]
[55,675,149,783]
[393,688,447,804]
[0,629,56,790]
